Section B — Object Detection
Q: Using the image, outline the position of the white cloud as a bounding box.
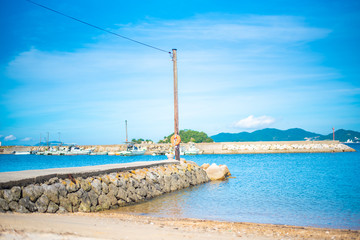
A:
[4,135,16,141]
[234,115,275,129]
[123,15,330,43]
[21,137,32,141]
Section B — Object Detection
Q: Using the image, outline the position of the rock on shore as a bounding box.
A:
[201,163,231,181]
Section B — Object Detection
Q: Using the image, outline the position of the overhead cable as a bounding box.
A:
[25,0,171,54]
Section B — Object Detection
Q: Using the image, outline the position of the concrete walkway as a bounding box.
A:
[0,160,178,189]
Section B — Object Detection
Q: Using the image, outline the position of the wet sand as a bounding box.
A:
[0,212,359,240]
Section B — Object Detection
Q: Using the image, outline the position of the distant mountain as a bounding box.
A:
[211,128,360,142]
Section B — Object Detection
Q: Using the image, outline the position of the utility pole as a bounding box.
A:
[172,49,180,161]
[47,132,49,148]
[125,120,128,143]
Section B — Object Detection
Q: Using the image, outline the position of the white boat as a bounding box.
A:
[13,151,32,155]
[37,146,92,155]
[119,144,146,156]
[65,146,92,155]
[183,143,201,155]
[90,151,108,155]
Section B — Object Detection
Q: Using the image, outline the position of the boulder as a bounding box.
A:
[43,184,59,204]
[35,195,49,213]
[108,183,118,197]
[79,201,91,212]
[8,201,19,211]
[0,198,9,211]
[136,186,147,198]
[219,165,231,177]
[9,201,29,213]
[205,163,231,181]
[68,193,80,207]
[146,172,158,183]
[88,190,98,207]
[47,201,59,213]
[19,197,37,212]
[106,193,118,206]
[91,179,102,195]
[56,183,67,198]
[23,184,43,202]
[116,188,128,201]
[80,179,92,192]
[80,192,92,208]
[3,186,21,202]
[48,177,59,184]
[59,196,72,212]
[170,174,180,191]
[101,182,109,194]
[200,163,210,170]
[65,179,80,193]
[98,194,111,210]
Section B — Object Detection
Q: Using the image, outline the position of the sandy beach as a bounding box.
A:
[0,212,359,240]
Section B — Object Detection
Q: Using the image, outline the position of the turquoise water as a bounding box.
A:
[0,154,162,172]
[1,144,359,229]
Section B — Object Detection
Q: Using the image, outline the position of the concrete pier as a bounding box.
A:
[0,160,209,213]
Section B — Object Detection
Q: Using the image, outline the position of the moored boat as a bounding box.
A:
[182,143,201,155]
[13,151,32,155]
[90,151,108,155]
[118,144,146,156]
[65,146,93,155]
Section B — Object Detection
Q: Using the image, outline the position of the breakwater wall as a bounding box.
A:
[0,160,209,213]
[196,141,354,154]
[0,141,354,154]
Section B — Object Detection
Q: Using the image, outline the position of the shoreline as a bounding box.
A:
[1,212,359,239]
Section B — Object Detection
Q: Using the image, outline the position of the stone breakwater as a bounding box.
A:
[0,162,209,213]
[0,141,354,155]
[195,141,354,154]
[220,142,354,153]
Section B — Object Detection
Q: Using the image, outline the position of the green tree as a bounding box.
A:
[131,138,146,144]
[158,129,214,143]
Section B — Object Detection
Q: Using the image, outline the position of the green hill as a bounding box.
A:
[159,129,214,143]
[211,128,360,142]
[319,129,360,142]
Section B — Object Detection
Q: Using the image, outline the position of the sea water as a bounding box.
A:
[1,144,359,229]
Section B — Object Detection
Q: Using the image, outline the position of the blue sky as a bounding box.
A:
[0,0,359,145]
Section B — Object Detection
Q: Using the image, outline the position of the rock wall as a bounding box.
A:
[196,141,354,154]
[0,162,209,213]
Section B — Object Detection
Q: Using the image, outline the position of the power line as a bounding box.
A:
[25,0,171,54]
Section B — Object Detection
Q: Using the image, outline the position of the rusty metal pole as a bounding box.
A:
[172,49,180,160]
